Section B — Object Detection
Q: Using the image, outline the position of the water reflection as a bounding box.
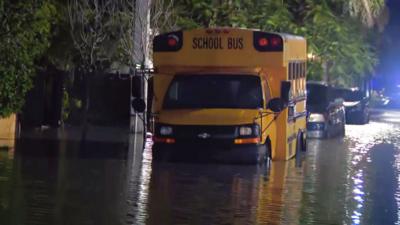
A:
[344,115,400,225]
[1,109,400,225]
[0,148,14,224]
[125,136,152,225]
[0,138,134,225]
[146,158,305,225]
[300,138,349,225]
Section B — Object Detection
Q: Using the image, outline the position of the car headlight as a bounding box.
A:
[160,126,173,135]
[308,113,325,122]
[238,125,260,136]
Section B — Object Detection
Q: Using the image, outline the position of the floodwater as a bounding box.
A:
[1,109,400,225]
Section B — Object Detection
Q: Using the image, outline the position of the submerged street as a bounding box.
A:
[1,109,400,225]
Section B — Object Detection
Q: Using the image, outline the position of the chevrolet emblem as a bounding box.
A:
[197,132,211,139]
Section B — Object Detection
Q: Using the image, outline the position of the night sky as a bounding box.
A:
[378,0,400,89]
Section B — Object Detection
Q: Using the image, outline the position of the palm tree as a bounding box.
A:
[346,0,385,27]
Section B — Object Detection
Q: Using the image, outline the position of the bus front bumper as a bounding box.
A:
[152,141,266,164]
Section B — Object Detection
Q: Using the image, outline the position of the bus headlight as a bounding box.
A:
[239,126,253,136]
[308,113,325,122]
[160,126,173,135]
[238,125,260,136]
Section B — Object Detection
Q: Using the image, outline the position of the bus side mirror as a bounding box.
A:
[267,98,285,113]
[281,81,291,105]
[132,98,146,113]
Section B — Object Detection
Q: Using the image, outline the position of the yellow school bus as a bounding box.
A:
[151,28,307,163]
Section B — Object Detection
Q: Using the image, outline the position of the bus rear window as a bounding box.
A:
[163,75,263,109]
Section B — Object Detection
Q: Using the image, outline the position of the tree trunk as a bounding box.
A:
[322,61,329,84]
[81,71,91,143]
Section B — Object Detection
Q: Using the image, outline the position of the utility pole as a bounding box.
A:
[131,0,151,135]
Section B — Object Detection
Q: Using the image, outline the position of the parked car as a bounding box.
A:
[385,85,400,108]
[333,88,370,124]
[306,82,346,138]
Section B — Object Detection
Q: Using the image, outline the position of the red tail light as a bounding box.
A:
[271,37,282,47]
[168,37,177,47]
[253,31,283,52]
[258,38,269,47]
[153,31,183,52]
[153,137,176,144]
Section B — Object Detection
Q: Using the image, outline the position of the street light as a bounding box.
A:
[307,52,316,61]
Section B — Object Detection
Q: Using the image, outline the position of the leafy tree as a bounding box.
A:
[45,0,76,71]
[0,0,55,118]
[301,1,381,85]
[172,0,385,87]
[174,0,254,28]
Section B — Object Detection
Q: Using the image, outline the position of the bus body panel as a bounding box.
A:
[154,29,285,68]
[152,28,307,161]
[158,109,260,126]
[283,37,307,63]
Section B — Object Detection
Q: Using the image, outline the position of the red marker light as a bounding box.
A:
[258,38,269,47]
[167,37,178,47]
[168,35,179,47]
[271,37,282,47]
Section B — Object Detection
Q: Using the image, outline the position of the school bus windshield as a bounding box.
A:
[163,75,263,109]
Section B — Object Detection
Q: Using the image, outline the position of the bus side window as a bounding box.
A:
[296,62,301,96]
[288,105,295,120]
[302,62,306,96]
[294,62,298,97]
[289,63,294,98]
[293,62,297,97]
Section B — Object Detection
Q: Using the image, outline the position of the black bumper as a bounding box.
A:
[152,142,266,164]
